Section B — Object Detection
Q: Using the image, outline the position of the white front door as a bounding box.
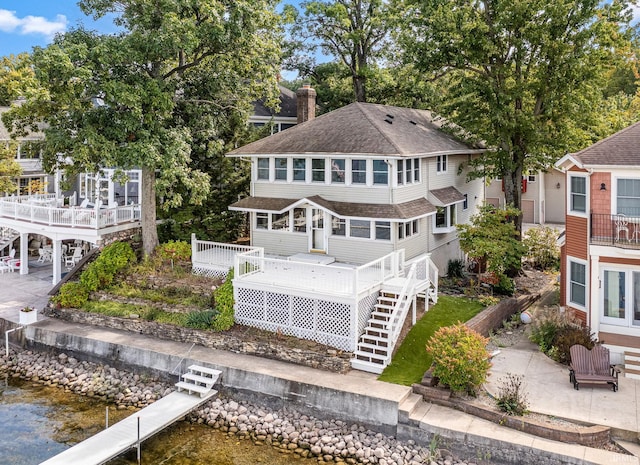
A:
[311,208,326,252]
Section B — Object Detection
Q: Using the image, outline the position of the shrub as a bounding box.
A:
[528,306,596,362]
[53,282,89,308]
[212,269,234,331]
[523,227,560,271]
[447,259,465,278]
[155,240,191,262]
[426,323,490,395]
[495,373,529,416]
[551,325,596,364]
[80,241,137,292]
[493,275,515,296]
[185,309,219,330]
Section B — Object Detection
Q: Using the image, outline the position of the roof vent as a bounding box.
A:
[384,118,393,124]
[386,114,395,119]
[409,120,417,125]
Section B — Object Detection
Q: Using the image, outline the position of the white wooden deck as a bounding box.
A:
[39,390,217,465]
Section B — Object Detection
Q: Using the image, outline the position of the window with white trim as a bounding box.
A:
[569,260,586,307]
[293,208,306,232]
[332,217,346,236]
[274,158,287,181]
[257,158,269,180]
[569,175,586,214]
[375,221,391,240]
[271,212,289,230]
[617,179,640,217]
[331,159,345,183]
[436,155,447,173]
[527,170,536,182]
[396,158,420,185]
[434,205,456,231]
[293,158,306,181]
[350,219,370,238]
[373,160,388,185]
[351,159,367,184]
[256,212,268,229]
[601,268,640,327]
[398,220,418,240]
[312,159,325,182]
[463,194,468,210]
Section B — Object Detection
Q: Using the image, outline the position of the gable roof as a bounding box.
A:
[230,102,484,158]
[252,85,297,119]
[568,121,640,168]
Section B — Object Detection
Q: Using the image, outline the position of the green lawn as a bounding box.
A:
[377,295,484,386]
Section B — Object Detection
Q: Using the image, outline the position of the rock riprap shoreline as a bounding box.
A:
[0,349,478,465]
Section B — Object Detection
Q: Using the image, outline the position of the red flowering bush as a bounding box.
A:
[426,323,491,395]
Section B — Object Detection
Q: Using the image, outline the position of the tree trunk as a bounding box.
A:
[140,166,159,257]
[353,74,367,102]
[502,165,523,277]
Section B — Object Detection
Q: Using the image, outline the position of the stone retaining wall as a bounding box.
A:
[465,283,553,336]
[411,384,611,449]
[42,307,351,373]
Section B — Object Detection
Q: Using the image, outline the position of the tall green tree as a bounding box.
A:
[0,54,36,105]
[399,0,636,235]
[2,0,282,255]
[289,0,392,102]
[0,141,22,194]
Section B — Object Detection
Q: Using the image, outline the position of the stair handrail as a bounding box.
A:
[384,263,417,355]
[171,342,196,376]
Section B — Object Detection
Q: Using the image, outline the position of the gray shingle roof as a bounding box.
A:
[252,85,297,119]
[429,187,465,206]
[572,121,640,166]
[229,195,436,220]
[230,102,484,158]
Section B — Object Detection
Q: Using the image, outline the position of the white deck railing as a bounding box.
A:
[234,250,403,297]
[191,234,261,273]
[385,263,417,356]
[0,195,140,229]
[404,253,438,302]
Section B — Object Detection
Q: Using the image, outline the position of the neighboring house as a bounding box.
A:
[485,169,566,225]
[248,85,298,135]
[0,106,52,197]
[555,121,640,377]
[0,107,142,284]
[191,87,486,373]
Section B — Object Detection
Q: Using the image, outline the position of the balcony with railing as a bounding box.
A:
[591,213,640,249]
[0,194,141,230]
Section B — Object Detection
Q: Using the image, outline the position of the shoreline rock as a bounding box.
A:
[0,348,476,465]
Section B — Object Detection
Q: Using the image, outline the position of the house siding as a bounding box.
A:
[251,230,308,256]
[565,216,588,260]
[398,226,428,261]
[327,237,394,264]
[253,183,392,204]
[544,170,565,223]
[590,172,611,216]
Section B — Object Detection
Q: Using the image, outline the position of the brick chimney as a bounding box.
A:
[296,84,316,124]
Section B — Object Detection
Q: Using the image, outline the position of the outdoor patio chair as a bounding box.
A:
[569,344,619,392]
[615,214,629,241]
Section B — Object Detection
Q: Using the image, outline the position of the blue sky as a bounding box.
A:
[2,2,639,58]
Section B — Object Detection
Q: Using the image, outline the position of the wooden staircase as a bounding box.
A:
[351,290,410,374]
[175,364,221,398]
[624,352,640,380]
[350,254,439,374]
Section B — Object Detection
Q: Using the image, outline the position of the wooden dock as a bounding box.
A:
[40,366,221,465]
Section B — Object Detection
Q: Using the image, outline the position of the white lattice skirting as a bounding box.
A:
[192,265,230,280]
[234,285,379,351]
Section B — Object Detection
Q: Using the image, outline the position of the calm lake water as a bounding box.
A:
[0,376,309,465]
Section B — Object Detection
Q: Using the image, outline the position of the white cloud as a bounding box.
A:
[0,9,67,38]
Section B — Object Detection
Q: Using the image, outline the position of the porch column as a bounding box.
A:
[590,255,600,334]
[19,233,29,275]
[52,239,62,285]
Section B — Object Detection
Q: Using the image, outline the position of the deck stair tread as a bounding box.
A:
[356,342,389,353]
[350,359,385,374]
[180,373,216,386]
[175,365,221,398]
